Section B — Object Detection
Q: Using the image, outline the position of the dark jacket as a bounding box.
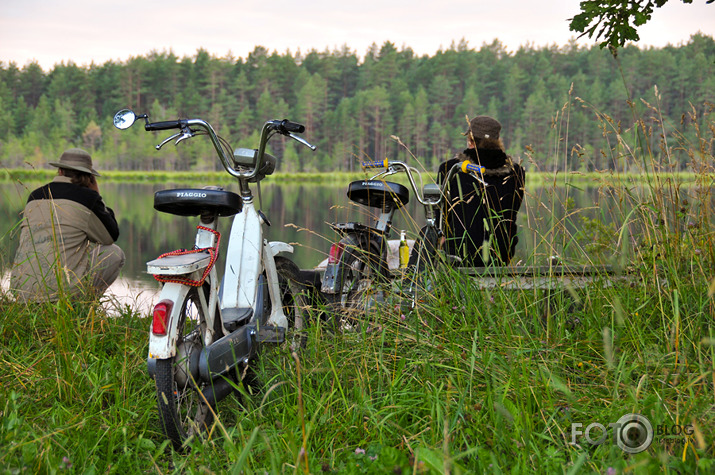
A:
[10,176,120,301]
[438,147,525,267]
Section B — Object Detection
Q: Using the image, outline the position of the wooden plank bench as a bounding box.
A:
[457,264,621,290]
[315,239,623,291]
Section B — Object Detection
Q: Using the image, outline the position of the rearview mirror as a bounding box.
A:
[113,109,136,130]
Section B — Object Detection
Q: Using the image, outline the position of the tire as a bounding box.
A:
[332,235,385,324]
[154,284,221,451]
[404,226,440,310]
[274,256,310,349]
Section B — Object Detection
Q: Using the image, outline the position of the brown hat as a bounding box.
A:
[465,116,502,140]
[49,148,101,176]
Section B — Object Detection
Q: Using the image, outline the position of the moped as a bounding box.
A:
[321,157,485,314]
[113,109,316,450]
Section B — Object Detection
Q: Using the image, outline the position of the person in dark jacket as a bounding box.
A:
[438,116,525,267]
[10,148,125,302]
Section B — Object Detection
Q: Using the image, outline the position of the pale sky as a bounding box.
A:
[1,0,713,71]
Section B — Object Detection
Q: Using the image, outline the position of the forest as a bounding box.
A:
[0,34,713,174]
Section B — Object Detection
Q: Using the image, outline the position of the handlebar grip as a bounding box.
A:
[361,158,389,169]
[281,120,305,134]
[145,120,184,131]
[461,160,485,175]
[271,119,305,134]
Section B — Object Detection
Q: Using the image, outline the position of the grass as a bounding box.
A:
[2,166,712,188]
[1,259,713,473]
[1,98,714,473]
[0,168,368,185]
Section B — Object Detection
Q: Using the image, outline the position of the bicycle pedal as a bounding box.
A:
[255,326,286,343]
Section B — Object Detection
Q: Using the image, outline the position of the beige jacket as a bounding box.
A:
[10,176,120,302]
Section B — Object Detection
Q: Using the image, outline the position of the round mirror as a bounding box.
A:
[113,109,136,130]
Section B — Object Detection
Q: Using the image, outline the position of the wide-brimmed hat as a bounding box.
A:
[49,148,101,176]
[465,116,502,140]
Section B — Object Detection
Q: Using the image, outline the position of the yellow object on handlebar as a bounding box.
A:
[461,160,485,175]
[362,158,389,169]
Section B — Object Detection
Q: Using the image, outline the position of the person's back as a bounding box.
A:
[438,116,525,267]
[10,148,125,302]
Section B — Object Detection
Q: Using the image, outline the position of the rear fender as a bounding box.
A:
[321,233,362,293]
[147,282,191,360]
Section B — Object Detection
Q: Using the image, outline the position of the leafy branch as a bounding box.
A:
[569,0,712,52]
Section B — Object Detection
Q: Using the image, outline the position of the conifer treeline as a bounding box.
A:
[0,35,713,173]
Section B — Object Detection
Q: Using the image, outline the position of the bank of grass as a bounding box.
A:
[1,250,713,473]
[0,168,367,185]
[2,166,713,188]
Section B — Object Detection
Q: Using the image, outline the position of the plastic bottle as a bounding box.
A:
[399,230,409,268]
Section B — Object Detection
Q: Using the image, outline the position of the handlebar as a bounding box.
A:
[362,158,389,169]
[361,159,434,206]
[144,120,185,132]
[270,119,305,134]
[361,158,487,206]
[461,160,485,175]
[125,113,316,182]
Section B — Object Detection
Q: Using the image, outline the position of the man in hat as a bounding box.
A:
[10,148,125,302]
[437,116,525,267]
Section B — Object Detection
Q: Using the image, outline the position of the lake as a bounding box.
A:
[0,177,628,313]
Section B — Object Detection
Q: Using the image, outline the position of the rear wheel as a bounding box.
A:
[154,284,222,451]
[332,236,386,327]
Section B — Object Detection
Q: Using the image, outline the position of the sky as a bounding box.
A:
[1,0,713,71]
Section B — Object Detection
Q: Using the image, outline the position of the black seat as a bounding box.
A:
[347,180,409,210]
[154,189,243,217]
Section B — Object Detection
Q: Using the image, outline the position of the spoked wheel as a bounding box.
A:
[154,284,222,451]
[274,256,310,349]
[332,238,386,328]
[404,226,440,310]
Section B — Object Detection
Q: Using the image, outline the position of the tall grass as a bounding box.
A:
[1,96,713,473]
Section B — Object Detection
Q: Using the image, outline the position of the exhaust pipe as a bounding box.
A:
[198,325,253,382]
[202,376,236,406]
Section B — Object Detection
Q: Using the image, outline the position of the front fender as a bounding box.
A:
[268,241,293,257]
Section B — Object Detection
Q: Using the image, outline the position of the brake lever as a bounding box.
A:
[155,127,195,150]
[174,129,194,146]
[473,174,489,187]
[288,132,317,151]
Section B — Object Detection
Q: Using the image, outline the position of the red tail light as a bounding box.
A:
[328,242,345,264]
[152,300,173,335]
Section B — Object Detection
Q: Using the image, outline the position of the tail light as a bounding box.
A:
[328,242,345,265]
[152,300,173,335]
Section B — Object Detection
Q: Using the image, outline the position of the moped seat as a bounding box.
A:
[154,188,243,217]
[347,180,409,210]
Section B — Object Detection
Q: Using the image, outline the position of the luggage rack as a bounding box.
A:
[146,251,212,275]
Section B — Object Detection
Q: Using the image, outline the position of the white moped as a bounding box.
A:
[114,110,316,450]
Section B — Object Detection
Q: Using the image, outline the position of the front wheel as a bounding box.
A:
[154,285,221,450]
[274,256,310,349]
[331,235,386,327]
[403,225,441,309]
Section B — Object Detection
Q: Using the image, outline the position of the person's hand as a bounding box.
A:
[89,176,99,193]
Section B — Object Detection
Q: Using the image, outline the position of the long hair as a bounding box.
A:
[472,136,505,152]
[60,168,94,188]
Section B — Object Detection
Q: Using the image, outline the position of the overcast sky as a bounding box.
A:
[1,0,713,71]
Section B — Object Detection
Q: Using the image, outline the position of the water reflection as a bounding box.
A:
[0,177,670,313]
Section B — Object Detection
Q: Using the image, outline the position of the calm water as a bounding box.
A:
[0,177,634,313]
